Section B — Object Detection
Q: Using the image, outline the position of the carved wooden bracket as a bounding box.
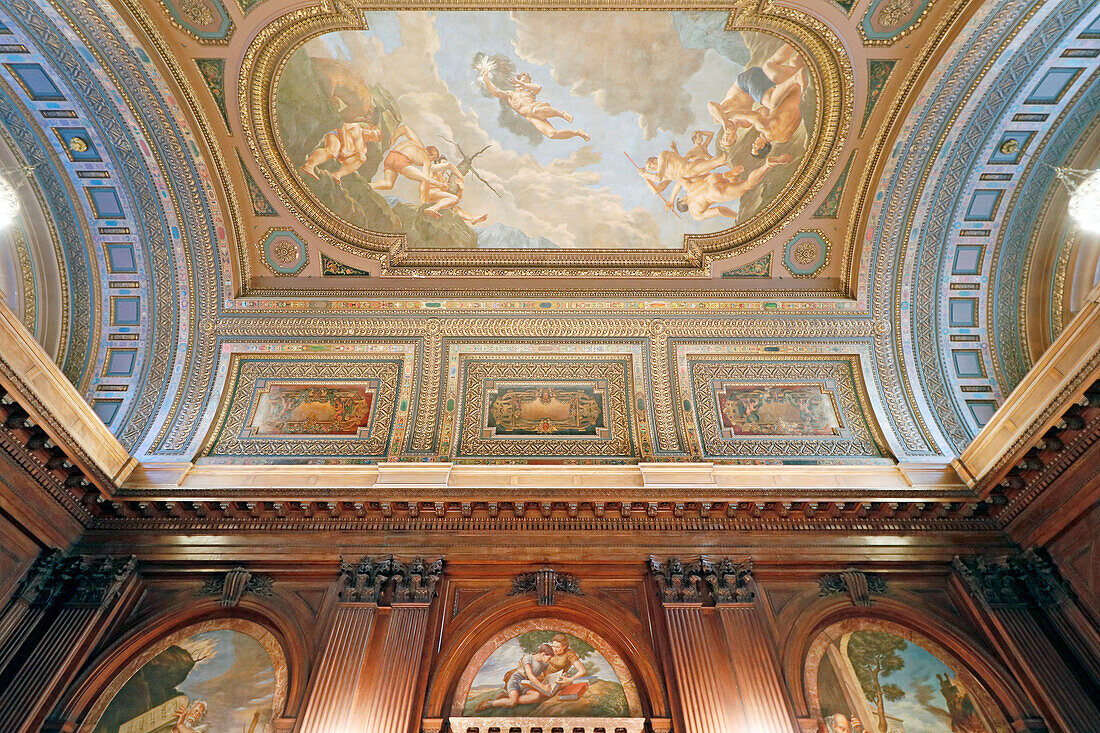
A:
[199,566,274,607]
[509,567,582,606]
[818,567,887,606]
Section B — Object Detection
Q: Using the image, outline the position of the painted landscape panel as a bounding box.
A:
[716,383,841,436]
[247,383,374,436]
[275,11,815,249]
[816,630,995,733]
[93,629,277,733]
[463,630,629,717]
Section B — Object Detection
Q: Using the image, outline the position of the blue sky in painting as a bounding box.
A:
[310,11,774,247]
[858,634,978,733]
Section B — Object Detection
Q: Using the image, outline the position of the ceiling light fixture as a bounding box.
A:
[0,174,19,231]
[1055,166,1100,234]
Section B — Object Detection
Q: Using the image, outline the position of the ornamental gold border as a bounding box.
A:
[239,0,852,277]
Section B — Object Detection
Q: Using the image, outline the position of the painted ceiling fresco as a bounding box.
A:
[276,12,814,251]
[0,0,1097,469]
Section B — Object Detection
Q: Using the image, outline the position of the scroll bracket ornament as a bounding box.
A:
[818,567,887,606]
[509,567,582,606]
[199,566,274,607]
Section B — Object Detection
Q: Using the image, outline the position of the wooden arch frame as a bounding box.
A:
[422,592,669,720]
[49,593,311,730]
[777,591,1040,729]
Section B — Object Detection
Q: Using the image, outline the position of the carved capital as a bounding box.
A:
[953,552,1066,609]
[818,567,887,606]
[16,549,70,607]
[700,556,754,604]
[649,556,702,604]
[392,557,445,604]
[338,555,398,604]
[199,567,274,607]
[509,567,582,606]
[65,556,136,608]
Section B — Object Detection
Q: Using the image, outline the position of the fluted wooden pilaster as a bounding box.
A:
[663,606,737,733]
[0,556,135,732]
[296,603,377,733]
[358,603,432,733]
[717,604,799,733]
[984,606,1100,732]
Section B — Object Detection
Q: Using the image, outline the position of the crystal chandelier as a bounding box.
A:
[1055,167,1100,234]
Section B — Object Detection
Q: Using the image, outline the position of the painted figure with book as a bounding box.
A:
[463,629,629,717]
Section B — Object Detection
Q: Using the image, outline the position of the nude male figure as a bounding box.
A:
[371,124,442,192]
[673,154,793,221]
[301,120,383,184]
[479,70,590,141]
[708,43,808,149]
[638,140,729,194]
[420,157,487,224]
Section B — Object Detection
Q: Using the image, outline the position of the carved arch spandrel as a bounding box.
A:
[423,592,669,720]
[238,0,852,277]
[52,594,310,730]
[778,590,1041,728]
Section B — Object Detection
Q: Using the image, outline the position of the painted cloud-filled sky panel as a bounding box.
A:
[276,11,815,250]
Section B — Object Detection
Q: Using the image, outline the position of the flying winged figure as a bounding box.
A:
[442,136,503,197]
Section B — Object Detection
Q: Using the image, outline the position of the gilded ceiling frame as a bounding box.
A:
[239,0,852,277]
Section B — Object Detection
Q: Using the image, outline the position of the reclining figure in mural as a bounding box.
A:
[672,154,793,221]
[708,42,808,156]
[477,64,591,142]
[300,119,384,184]
[474,634,590,711]
[475,643,557,710]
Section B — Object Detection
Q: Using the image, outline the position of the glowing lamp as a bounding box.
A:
[1056,167,1100,234]
[0,175,18,230]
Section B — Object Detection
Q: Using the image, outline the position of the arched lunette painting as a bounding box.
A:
[454,620,644,718]
[84,621,286,733]
[807,622,1007,733]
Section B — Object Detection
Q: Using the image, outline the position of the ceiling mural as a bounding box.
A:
[276,13,814,252]
[0,0,1097,472]
[243,2,849,275]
